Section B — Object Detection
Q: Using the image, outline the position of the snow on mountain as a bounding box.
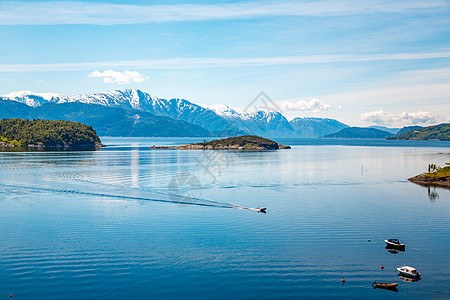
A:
[0,89,349,137]
[56,89,159,111]
[202,104,241,118]
[239,111,295,136]
[1,91,62,107]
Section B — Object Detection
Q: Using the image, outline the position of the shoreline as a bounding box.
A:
[0,141,104,151]
[408,174,450,188]
[150,135,291,150]
[150,144,290,150]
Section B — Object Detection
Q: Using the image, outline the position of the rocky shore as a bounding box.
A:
[408,173,450,188]
[0,141,104,151]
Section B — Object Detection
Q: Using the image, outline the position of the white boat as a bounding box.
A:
[397,266,420,278]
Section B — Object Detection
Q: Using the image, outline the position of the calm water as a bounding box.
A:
[0,137,449,299]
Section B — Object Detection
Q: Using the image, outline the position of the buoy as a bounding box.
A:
[341,278,345,283]
[380,265,384,270]
[368,239,371,242]
[10,294,12,298]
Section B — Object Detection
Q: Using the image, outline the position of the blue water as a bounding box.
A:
[0,137,449,299]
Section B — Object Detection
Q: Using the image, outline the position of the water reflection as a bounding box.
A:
[398,274,421,282]
[131,144,140,188]
[427,186,439,201]
[372,286,398,292]
[385,245,405,254]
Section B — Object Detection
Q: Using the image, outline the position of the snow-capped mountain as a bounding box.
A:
[1,89,229,132]
[204,104,295,136]
[2,91,62,107]
[1,89,349,137]
[57,89,157,110]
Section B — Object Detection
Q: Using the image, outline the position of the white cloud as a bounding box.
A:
[280,99,331,112]
[2,52,450,72]
[361,109,437,126]
[0,1,445,25]
[88,70,148,85]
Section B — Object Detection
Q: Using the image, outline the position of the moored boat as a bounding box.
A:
[372,282,398,288]
[385,239,405,250]
[397,266,420,278]
[372,282,399,291]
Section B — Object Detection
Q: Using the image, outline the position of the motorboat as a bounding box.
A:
[385,239,405,250]
[256,207,266,213]
[372,282,398,291]
[397,266,420,278]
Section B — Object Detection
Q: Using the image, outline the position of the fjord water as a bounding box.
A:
[0,138,449,299]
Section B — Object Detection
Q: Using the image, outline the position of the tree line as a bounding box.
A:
[0,118,101,147]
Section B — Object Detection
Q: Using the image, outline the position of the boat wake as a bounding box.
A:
[0,181,259,212]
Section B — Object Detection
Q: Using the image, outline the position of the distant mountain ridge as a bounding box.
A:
[396,125,423,136]
[367,125,400,134]
[0,101,211,137]
[323,127,393,139]
[4,89,424,139]
[1,89,352,138]
[1,90,228,132]
[290,117,349,138]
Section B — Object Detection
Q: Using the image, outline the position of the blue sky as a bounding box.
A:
[1,0,449,126]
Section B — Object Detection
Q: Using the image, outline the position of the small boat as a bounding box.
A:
[372,282,398,288]
[256,207,266,213]
[397,266,420,278]
[385,239,405,250]
[372,282,399,291]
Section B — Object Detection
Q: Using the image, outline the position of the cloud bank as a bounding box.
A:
[0,1,446,25]
[361,109,437,126]
[88,70,148,85]
[281,99,331,112]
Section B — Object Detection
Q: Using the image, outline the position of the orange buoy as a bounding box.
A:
[341,278,345,283]
[10,294,12,298]
[380,265,384,269]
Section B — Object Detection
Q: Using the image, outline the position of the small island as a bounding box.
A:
[0,118,103,150]
[408,164,450,188]
[151,135,291,150]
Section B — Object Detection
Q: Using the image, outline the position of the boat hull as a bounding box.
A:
[384,240,405,250]
[397,270,420,279]
[372,282,398,288]
[372,282,398,292]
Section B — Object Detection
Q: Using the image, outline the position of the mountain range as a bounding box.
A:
[0,89,419,138]
[0,89,353,137]
[323,127,394,139]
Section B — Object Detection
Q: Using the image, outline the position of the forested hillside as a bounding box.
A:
[0,118,102,149]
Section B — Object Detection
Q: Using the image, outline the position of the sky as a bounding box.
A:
[0,0,449,127]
